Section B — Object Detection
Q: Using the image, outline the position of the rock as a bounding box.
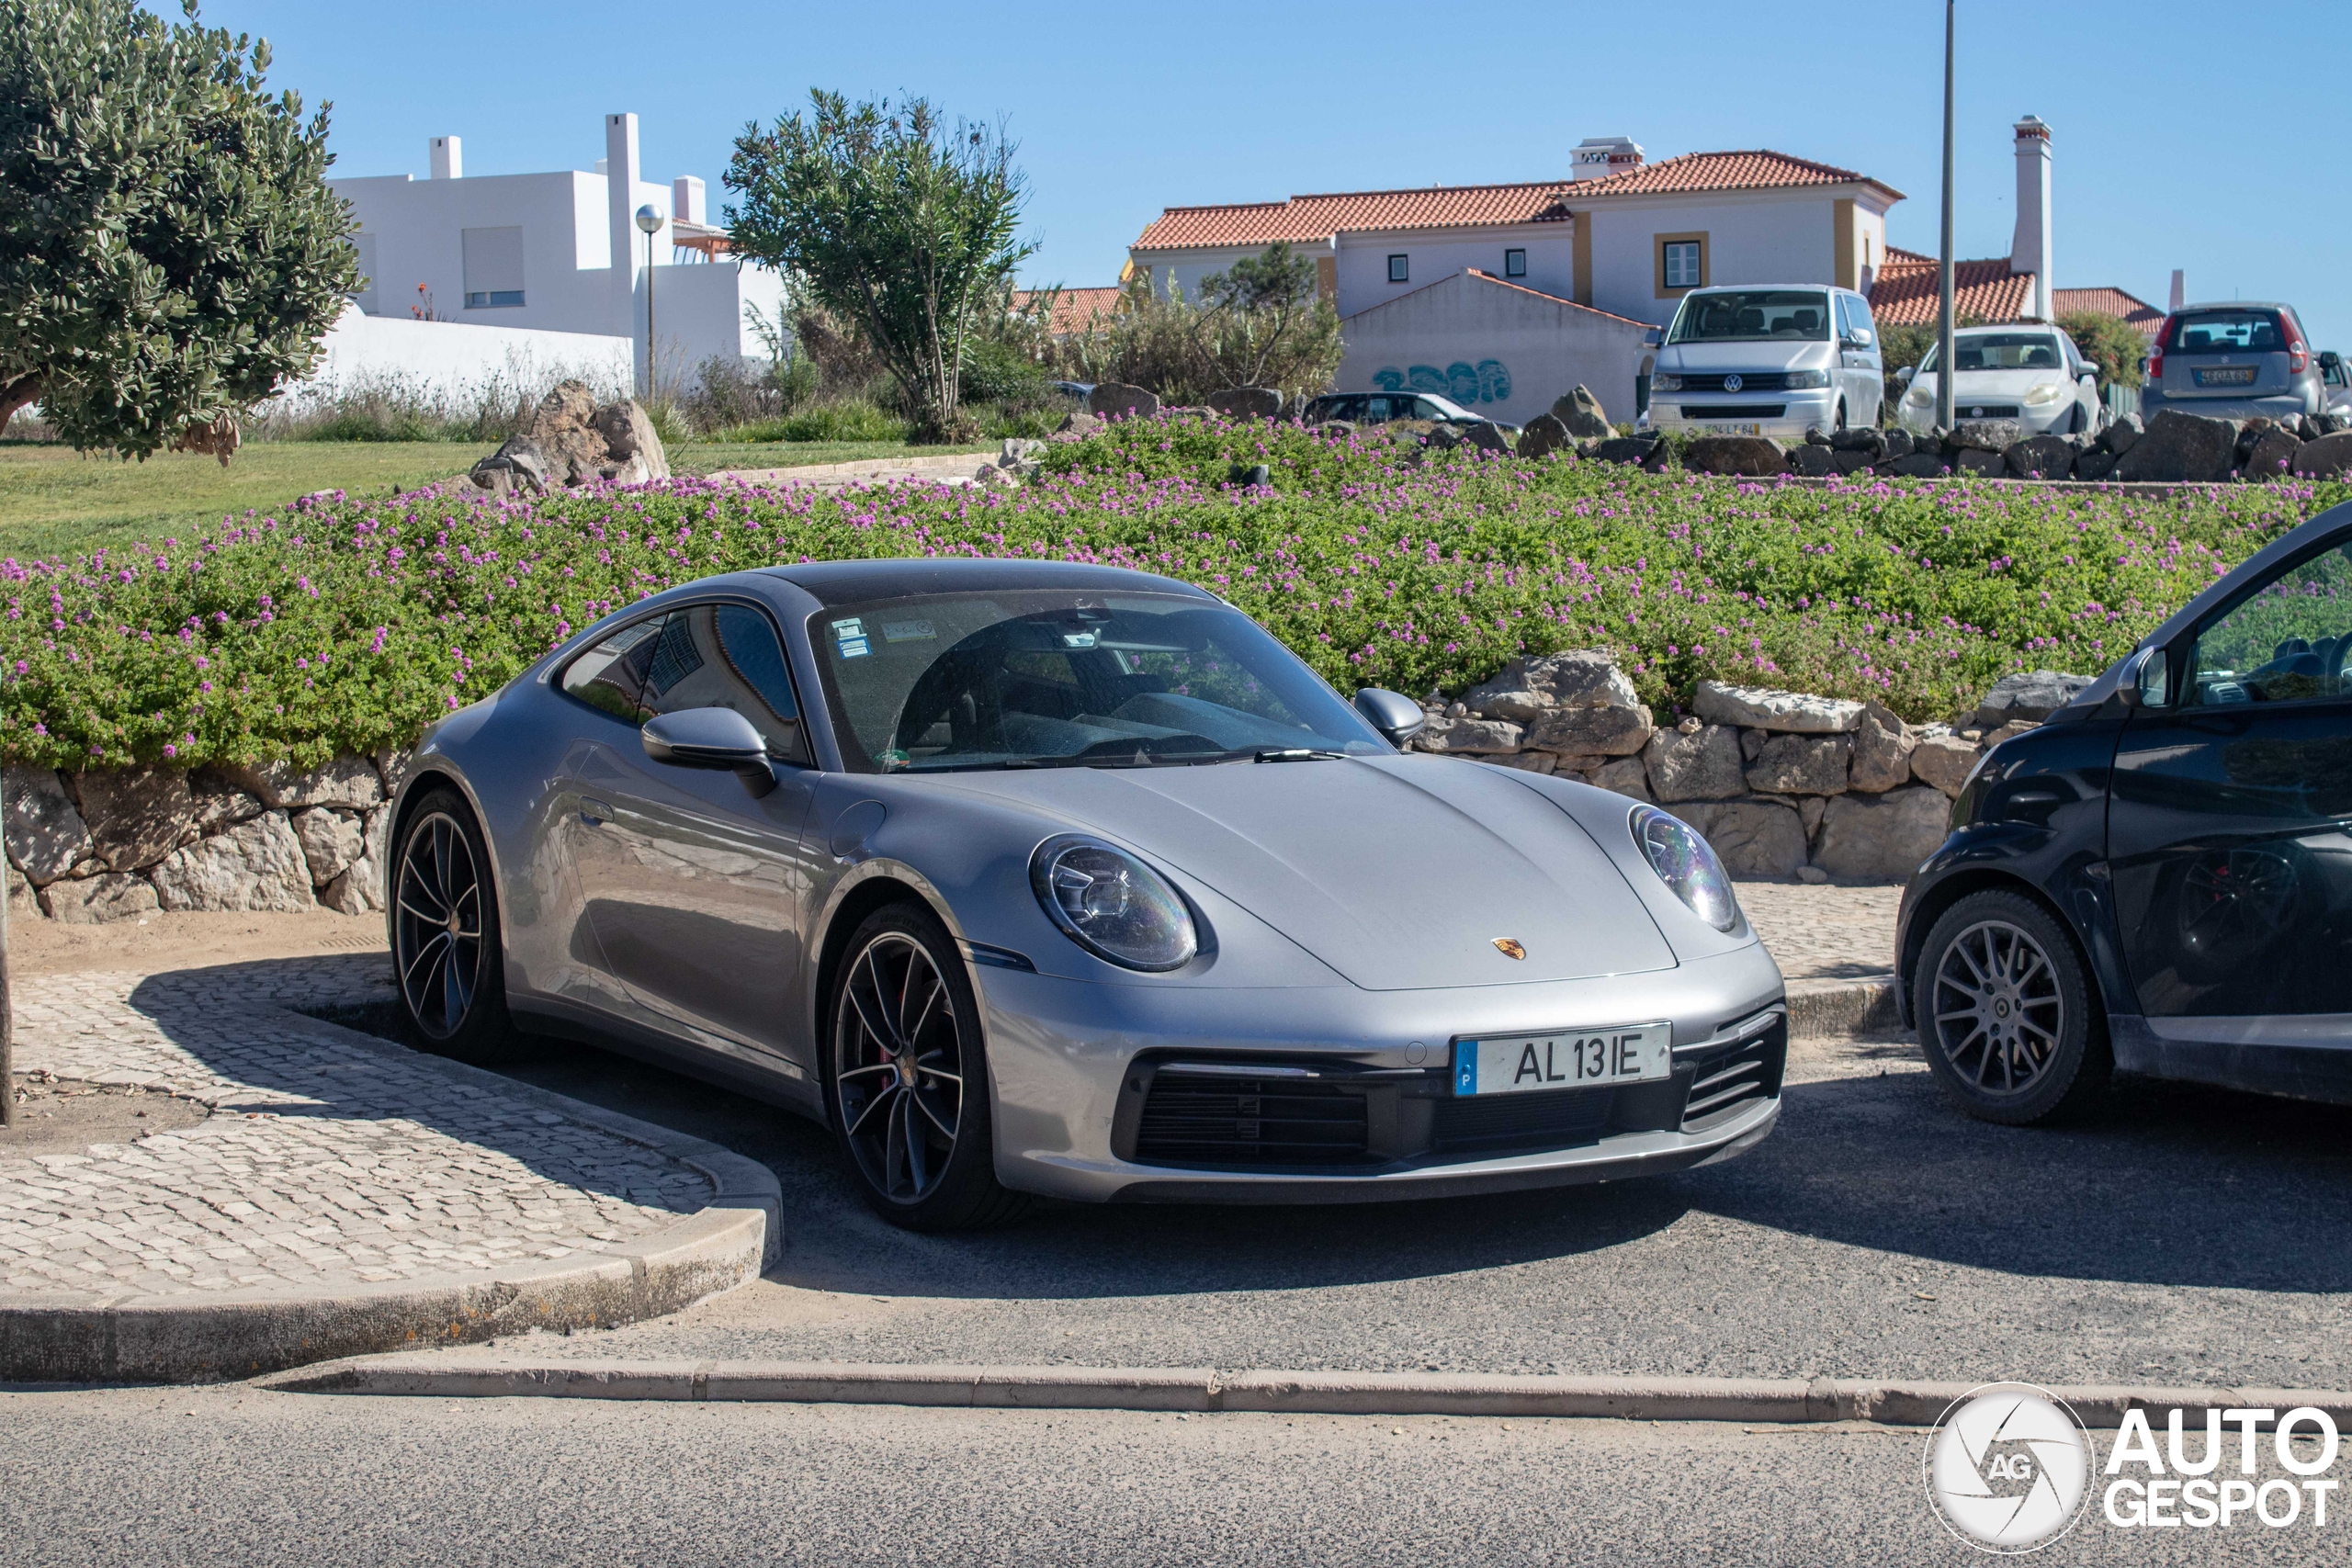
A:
[1804,426,1831,446]
[1949,419,2020,454]
[1796,864,1829,885]
[1550,386,1611,440]
[2116,409,2241,483]
[1414,716,1525,755]
[188,771,266,837]
[38,871,159,925]
[1591,434,1658,467]
[1693,680,1863,734]
[1480,750,1555,774]
[1973,670,2094,727]
[1642,723,1746,803]
[591,400,670,480]
[1745,733,1852,795]
[2242,426,2301,481]
[2096,412,2143,457]
[1830,450,1877,476]
[1000,438,1045,467]
[1888,453,1950,479]
[6,863,40,919]
[1524,704,1655,758]
[292,807,367,886]
[1987,718,2040,745]
[73,766,198,871]
[1830,426,1888,457]
[2073,450,2119,482]
[1812,786,1952,881]
[1052,411,1106,441]
[322,855,384,916]
[1516,412,1577,460]
[1909,733,1983,797]
[372,749,413,795]
[1639,439,1673,473]
[1685,435,1788,477]
[468,436,549,497]
[1881,428,1917,460]
[1954,448,2003,477]
[1738,728,1768,763]
[1207,387,1283,420]
[2316,413,2349,436]
[523,380,609,485]
[1669,801,1807,878]
[4,766,92,885]
[1799,795,1827,841]
[2290,430,2352,479]
[2296,414,2324,441]
[150,811,314,913]
[1848,701,1916,794]
[223,755,385,812]
[1589,756,1652,802]
[1788,445,1838,477]
[2005,434,2078,479]
[1084,382,1159,421]
[1464,649,1641,723]
[1311,420,1357,440]
[1457,421,1511,454]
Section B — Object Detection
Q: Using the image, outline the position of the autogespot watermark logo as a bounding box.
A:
[1924,1383,2093,1552]
[1923,1384,2345,1552]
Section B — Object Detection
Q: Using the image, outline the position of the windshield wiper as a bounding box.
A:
[1252,748,1350,762]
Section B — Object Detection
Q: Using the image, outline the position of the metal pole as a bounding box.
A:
[644,230,656,401]
[2,778,14,1130]
[1935,0,1957,434]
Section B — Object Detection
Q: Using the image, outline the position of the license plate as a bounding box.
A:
[2194,366,2256,386]
[1452,1023,1673,1096]
[1702,423,1762,436]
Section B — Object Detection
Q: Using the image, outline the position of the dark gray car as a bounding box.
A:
[2140,300,2324,423]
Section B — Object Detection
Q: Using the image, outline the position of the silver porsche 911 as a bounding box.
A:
[387,558,1787,1228]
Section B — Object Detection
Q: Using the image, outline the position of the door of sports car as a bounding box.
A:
[565,602,823,1070]
[2109,529,2352,1030]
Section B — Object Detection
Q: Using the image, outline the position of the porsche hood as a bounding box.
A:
[937,758,1678,990]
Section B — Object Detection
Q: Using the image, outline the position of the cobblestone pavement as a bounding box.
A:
[1,956,711,1300]
[1736,879,1900,983]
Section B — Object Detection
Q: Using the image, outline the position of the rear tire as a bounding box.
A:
[390,788,521,1065]
[1915,890,2110,1124]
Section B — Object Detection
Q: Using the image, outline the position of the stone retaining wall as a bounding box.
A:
[1414,656,2091,882]
[5,751,405,926]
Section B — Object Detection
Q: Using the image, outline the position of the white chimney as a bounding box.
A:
[2010,116,2052,320]
[673,175,707,227]
[429,135,462,180]
[2169,269,2186,311]
[605,113,645,383]
[1571,135,1644,182]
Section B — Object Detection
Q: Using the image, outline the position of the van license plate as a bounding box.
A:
[1453,1024,1673,1096]
[1702,423,1762,436]
[2194,367,2256,387]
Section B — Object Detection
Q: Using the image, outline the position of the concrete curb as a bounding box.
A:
[262,1358,2352,1430]
[0,1004,783,1384]
[1784,976,1901,1038]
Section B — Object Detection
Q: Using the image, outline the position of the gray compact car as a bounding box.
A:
[2140,300,2325,423]
[386,558,1786,1228]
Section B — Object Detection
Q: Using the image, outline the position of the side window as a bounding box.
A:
[1386,254,1408,284]
[636,603,812,763]
[559,616,665,722]
[2188,541,2352,706]
[1503,247,1526,278]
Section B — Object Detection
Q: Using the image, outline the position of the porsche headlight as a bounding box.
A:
[1629,806,1740,932]
[1030,835,1198,971]
[2023,383,2067,406]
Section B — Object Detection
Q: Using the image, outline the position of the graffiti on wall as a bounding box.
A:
[1372,359,1512,405]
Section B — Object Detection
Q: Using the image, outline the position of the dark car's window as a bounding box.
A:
[808,590,1387,773]
[1668,290,1831,344]
[2188,540,2352,706]
[2167,310,2282,353]
[635,603,812,763]
[559,616,665,722]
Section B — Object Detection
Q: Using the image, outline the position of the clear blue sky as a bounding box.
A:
[181,0,2351,345]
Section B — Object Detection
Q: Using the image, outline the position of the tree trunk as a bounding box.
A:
[0,372,45,434]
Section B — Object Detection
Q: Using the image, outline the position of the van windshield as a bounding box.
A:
[1668,291,1833,344]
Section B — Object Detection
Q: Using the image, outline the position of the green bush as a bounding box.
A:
[1,416,2336,772]
[714,400,910,445]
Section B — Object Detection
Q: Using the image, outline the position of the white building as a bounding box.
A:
[332,114,784,393]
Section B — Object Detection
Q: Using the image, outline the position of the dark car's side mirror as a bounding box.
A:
[2323,350,2343,371]
[642,706,777,796]
[1354,687,1427,748]
[2115,647,2169,710]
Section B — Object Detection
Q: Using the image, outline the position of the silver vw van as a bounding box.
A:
[1645,285,1883,440]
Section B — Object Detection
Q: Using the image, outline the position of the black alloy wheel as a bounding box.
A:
[827,904,1024,1231]
[1916,890,2109,1125]
[392,788,516,1063]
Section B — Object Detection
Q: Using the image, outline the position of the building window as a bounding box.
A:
[465,290,526,309]
[1504,248,1526,278]
[461,225,526,310]
[1663,241,1702,289]
[1387,254,1408,284]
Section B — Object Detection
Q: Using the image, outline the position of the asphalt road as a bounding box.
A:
[405,1025,2352,1393]
[5,1384,2338,1567]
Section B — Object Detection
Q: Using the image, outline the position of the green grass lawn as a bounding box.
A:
[0,438,995,558]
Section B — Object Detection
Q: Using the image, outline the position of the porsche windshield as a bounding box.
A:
[810,590,1389,772]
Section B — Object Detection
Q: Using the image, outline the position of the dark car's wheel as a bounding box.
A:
[1915,890,2110,1124]
[391,788,518,1063]
[827,903,1026,1231]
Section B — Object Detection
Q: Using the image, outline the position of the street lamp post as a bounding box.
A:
[634,204,662,401]
[1935,0,1957,435]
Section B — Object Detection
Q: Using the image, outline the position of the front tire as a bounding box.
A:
[1915,890,2109,1124]
[826,903,1026,1231]
[391,788,519,1064]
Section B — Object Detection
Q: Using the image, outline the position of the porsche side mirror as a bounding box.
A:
[642,706,777,796]
[1354,687,1427,747]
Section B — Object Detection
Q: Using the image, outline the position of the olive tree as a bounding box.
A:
[724,91,1033,444]
[0,0,357,460]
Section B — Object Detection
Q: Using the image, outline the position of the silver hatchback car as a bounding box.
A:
[2140,301,2325,423]
[387,558,1787,1228]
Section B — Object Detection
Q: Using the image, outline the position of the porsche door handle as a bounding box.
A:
[580,797,613,826]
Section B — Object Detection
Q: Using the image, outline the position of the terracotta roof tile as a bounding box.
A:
[1570,149,1904,203]
[2052,286,2165,337]
[1012,285,1125,335]
[1868,255,2034,325]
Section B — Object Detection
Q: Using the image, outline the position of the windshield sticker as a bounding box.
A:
[1062,631,1098,649]
[881,619,936,643]
[831,617,870,659]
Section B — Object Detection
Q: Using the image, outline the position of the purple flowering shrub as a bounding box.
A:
[0,422,2337,771]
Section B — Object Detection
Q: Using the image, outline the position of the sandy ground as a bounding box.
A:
[6,908,388,979]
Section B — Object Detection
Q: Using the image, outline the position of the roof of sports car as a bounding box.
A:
[762,558,1214,606]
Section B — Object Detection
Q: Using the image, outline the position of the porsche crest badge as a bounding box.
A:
[1491,938,1527,961]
